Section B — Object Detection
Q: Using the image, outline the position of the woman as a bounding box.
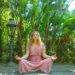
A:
[15,31,57,74]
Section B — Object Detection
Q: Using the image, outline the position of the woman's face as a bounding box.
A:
[32,32,39,41]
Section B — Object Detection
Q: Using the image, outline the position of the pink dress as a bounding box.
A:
[19,43,53,73]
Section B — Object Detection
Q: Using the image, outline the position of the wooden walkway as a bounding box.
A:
[0,64,75,75]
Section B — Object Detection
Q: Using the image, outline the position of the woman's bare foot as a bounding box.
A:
[51,55,57,61]
[15,55,22,61]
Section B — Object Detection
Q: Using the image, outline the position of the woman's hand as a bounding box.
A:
[15,55,22,61]
[51,54,57,61]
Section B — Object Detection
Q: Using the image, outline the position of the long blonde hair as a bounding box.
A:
[29,31,42,46]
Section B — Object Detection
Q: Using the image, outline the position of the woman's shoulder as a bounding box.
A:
[41,42,46,50]
[41,42,45,46]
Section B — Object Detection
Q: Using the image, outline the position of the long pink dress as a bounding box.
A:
[19,43,53,74]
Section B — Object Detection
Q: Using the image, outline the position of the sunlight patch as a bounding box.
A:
[68,0,75,11]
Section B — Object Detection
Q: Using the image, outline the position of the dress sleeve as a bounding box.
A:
[41,43,46,50]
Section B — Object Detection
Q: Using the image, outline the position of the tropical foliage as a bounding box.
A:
[0,0,75,63]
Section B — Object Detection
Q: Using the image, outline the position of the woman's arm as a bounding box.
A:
[42,50,57,60]
[15,44,29,60]
[21,49,29,59]
[15,49,29,60]
[41,43,50,58]
[42,49,50,58]
[21,44,29,59]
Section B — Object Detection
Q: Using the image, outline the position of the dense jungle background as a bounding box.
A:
[0,0,75,64]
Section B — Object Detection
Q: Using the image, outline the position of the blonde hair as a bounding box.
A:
[29,31,42,46]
